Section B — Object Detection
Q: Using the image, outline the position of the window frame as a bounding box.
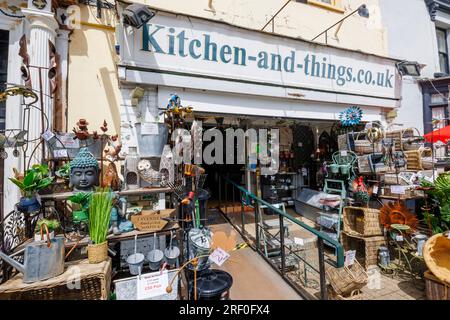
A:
[306,0,344,13]
[436,27,449,74]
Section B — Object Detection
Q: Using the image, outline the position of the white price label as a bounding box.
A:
[345,250,356,267]
[340,150,348,157]
[208,247,230,266]
[141,122,159,135]
[390,185,406,195]
[372,186,379,194]
[294,237,304,246]
[57,134,80,148]
[53,149,68,158]
[137,270,169,300]
[396,235,404,241]
[41,130,55,141]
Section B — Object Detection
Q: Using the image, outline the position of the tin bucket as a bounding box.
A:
[164,246,180,266]
[127,253,145,275]
[135,123,168,157]
[147,249,164,270]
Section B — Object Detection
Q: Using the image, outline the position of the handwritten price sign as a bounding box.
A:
[137,270,168,300]
[209,247,230,266]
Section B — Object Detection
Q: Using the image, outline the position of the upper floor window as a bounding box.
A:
[436,28,449,74]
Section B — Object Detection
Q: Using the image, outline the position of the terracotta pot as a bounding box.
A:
[87,241,108,264]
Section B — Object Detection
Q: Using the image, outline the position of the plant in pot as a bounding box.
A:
[9,164,54,214]
[68,192,92,225]
[87,187,113,263]
[34,218,60,241]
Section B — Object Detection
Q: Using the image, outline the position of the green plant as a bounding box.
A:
[9,164,54,198]
[88,188,113,244]
[69,192,92,210]
[55,163,70,179]
[420,173,450,232]
[35,218,60,233]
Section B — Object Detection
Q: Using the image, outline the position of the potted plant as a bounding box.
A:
[34,218,60,241]
[9,164,54,213]
[68,192,92,224]
[87,187,113,263]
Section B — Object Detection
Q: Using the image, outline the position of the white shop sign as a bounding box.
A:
[119,12,400,103]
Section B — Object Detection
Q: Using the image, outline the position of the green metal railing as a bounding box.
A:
[220,176,345,300]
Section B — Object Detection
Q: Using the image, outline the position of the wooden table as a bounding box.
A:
[0,258,112,300]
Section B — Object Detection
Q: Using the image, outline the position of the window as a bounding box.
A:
[436,28,449,74]
[305,0,344,13]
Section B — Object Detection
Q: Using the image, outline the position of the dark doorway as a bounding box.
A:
[0,30,9,220]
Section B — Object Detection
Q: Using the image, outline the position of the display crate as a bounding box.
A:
[341,232,387,269]
[424,270,450,300]
[343,207,383,237]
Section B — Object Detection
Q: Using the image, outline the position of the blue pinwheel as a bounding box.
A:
[339,106,363,127]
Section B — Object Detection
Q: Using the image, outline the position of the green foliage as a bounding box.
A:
[9,164,54,198]
[35,218,60,233]
[88,188,113,244]
[55,163,70,179]
[420,173,450,233]
[69,192,92,210]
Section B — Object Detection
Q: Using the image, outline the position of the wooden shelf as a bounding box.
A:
[39,187,173,201]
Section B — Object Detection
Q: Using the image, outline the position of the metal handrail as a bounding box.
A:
[225,177,344,269]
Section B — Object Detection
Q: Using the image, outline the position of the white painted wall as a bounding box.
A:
[379,0,440,133]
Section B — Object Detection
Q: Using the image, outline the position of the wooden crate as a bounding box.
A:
[424,270,450,300]
[0,258,111,300]
[343,207,383,237]
[341,232,386,269]
[404,150,423,170]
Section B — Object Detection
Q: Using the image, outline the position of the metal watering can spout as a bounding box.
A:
[0,251,25,274]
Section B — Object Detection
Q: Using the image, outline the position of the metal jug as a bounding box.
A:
[0,235,65,283]
[412,234,428,257]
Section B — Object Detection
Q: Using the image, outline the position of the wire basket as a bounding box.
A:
[326,259,368,296]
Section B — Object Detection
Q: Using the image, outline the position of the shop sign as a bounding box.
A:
[121,13,399,100]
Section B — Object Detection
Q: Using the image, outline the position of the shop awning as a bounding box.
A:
[423,125,450,143]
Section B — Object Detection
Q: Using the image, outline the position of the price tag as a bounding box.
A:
[340,150,348,157]
[372,186,379,194]
[58,134,79,148]
[294,237,304,246]
[41,130,55,141]
[137,270,169,300]
[208,247,230,266]
[53,149,68,158]
[345,250,356,266]
[396,235,404,241]
[390,185,406,195]
[141,122,159,135]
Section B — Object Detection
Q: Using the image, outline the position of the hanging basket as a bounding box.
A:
[88,242,109,264]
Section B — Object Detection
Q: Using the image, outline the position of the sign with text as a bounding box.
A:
[130,209,175,232]
[137,270,169,300]
[209,247,230,266]
[120,13,399,101]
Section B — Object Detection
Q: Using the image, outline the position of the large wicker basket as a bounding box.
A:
[327,286,364,300]
[326,259,368,296]
[385,128,421,151]
[404,150,423,170]
[354,132,382,155]
[343,207,383,237]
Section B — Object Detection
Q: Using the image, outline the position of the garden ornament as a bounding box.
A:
[69,147,100,192]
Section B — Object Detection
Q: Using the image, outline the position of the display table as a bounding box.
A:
[0,258,112,300]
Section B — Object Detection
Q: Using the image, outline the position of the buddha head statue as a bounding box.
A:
[69,147,100,191]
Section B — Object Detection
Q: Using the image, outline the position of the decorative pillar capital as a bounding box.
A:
[22,8,59,37]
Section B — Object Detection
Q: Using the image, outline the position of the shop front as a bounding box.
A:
[116,9,401,199]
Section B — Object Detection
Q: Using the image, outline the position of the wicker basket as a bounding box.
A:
[88,242,109,264]
[354,132,382,155]
[327,286,364,300]
[424,270,450,300]
[385,128,421,151]
[381,186,425,199]
[357,155,373,174]
[383,172,415,185]
[0,258,111,300]
[326,259,368,296]
[341,232,387,269]
[404,149,423,170]
[343,207,383,237]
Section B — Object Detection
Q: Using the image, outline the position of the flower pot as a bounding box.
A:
[17,197,41,214]
[127,253,145,275]
[147,249,163,271]
[339,164,351,175]
[72,210,89,223]
[329,164,339,174]
[164,246,180,266]
[34,230,55,242]
[87,241,108,264]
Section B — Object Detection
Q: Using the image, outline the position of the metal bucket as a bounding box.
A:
[164,246,180,266]
[135,123,168,157]
[188,228,212,271]
[127,253,145,275]
[147,249,163,271]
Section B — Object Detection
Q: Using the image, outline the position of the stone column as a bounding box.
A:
[22,7,58,165]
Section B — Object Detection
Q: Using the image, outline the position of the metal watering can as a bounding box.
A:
[412,234,428,257]
[0,224,65,283]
